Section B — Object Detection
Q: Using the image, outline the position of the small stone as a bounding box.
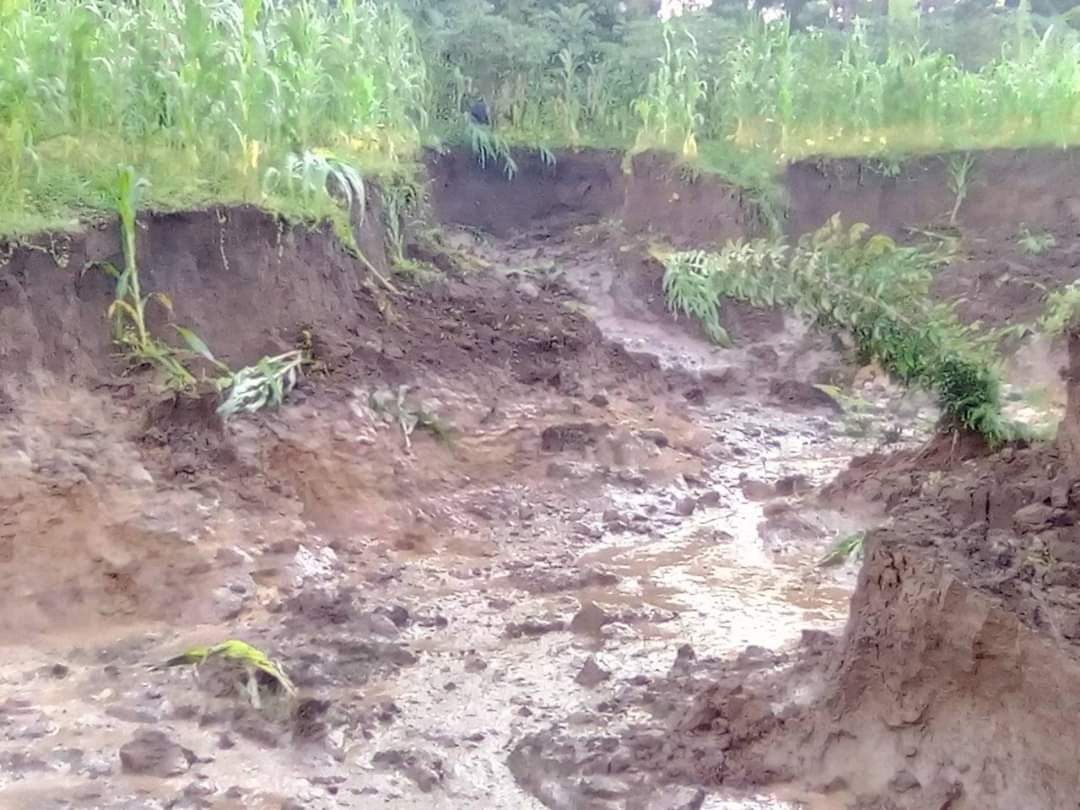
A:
[590,394,610,408]
[377,605,411,628]
[506,618,566,638]
[119,729,194,777]
[209,585,248,622]
[182,778,218,799]
[106,705,160,724]
[546,461,593,481]
[81,756,114,779]
[602,508,623,525]
[569,602,612,636]
[673,644,696,670]
[49,663,70,679]
[172,453,197,476]
[581,775,629,799]
[890,769,921,793]
[774,474,810,497]
[638,429,670,448]
[575,656,612,688]
[675,497,697,517]
[214,546,252,567]
[629,786,706,810]
[696,491,722,509]
[372,749,444,793]
[364,612,401,639]
[740,478,775,501]
[1013,503,1059,532]
[463,656,488,674]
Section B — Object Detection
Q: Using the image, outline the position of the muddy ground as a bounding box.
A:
[1,148,1079,810]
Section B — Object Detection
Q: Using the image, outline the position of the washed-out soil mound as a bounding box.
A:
[0,203,390,379]
[774,443,1080,808]
[507,443,1080,809]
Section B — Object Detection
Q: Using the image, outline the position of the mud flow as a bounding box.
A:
[1,150,1077,810]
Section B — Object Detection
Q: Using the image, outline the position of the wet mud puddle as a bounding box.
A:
[0,228,932,810]
[347,232,928,810]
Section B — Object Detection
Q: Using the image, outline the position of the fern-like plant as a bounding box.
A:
[660,216,1017,443]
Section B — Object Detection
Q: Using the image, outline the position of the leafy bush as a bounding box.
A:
[660,216,1015,442]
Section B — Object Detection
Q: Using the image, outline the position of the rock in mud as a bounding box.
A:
[638,428,671,448]
[464,654,488,673]
[575,656,612,687]
[889,769,921,793]
[769,378,843,413]
[570,601,613,636]
[739,478,775,502]
[506,617,567,638]
[696,491,722,509]
[547,460,595,481]
[541,423,607,453]
[602,507,624,525]
[1012,503,1062,531]
[372,748,445,793]
[628,786,706,810]
[674,497,697,517]
[119,729,195,777]
[358,611,401,638]
[774,474,811,497]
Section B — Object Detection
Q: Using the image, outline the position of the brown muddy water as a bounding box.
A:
[1,221,940,810]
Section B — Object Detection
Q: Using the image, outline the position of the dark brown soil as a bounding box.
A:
[430,145,1080,339]
[0,202,390,379]
[426,147,625,237]
[621,152,756,246]
[786,148,1080,237]
[790,443,1080,809]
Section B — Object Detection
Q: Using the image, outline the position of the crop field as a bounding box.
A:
[2,0,1080,235]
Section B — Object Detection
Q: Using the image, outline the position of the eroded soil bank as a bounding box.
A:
[0,147,1078,810]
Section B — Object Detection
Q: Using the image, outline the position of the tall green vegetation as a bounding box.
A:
[4,0,1080,234]
[0,0,428,235]
[660,217,1016,442]
[411,0,1080,166]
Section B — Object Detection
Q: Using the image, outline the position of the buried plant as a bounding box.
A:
[152,639,296,710]
[216,351,305,420]
[818,531,866,567]
[369,385,452,450]
[659,216,1018,443]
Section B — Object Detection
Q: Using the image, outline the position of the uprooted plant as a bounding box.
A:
[101,166,306,419]
[660,216,1018,444]
[151,639,295,711]
[818,531,866,567]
